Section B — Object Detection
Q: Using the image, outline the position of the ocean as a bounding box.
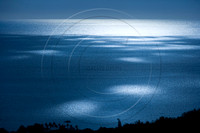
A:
[0,19,200,130]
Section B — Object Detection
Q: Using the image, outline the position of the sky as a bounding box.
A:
[0,0,200,19]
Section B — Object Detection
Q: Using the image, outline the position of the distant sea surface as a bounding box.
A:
[0,19,200,131]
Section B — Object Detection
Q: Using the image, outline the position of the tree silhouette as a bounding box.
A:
[53,122,58,128]
[117,118,122,128]
[65,120,71,129]
[45,123,48,129]
[75,125,79,131]
[48,122,53,129]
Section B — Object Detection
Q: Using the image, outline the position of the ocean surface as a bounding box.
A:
[0,19,200,131]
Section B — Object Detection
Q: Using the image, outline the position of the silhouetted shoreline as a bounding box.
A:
[1,108,199,133]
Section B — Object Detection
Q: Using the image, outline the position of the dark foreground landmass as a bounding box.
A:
[1,109,200,133]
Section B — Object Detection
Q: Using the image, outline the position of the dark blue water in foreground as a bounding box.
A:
[0,19,200,131]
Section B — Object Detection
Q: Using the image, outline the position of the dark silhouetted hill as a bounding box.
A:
[1,108,199,133]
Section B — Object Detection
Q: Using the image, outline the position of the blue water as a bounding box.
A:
[0,19,200,130]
